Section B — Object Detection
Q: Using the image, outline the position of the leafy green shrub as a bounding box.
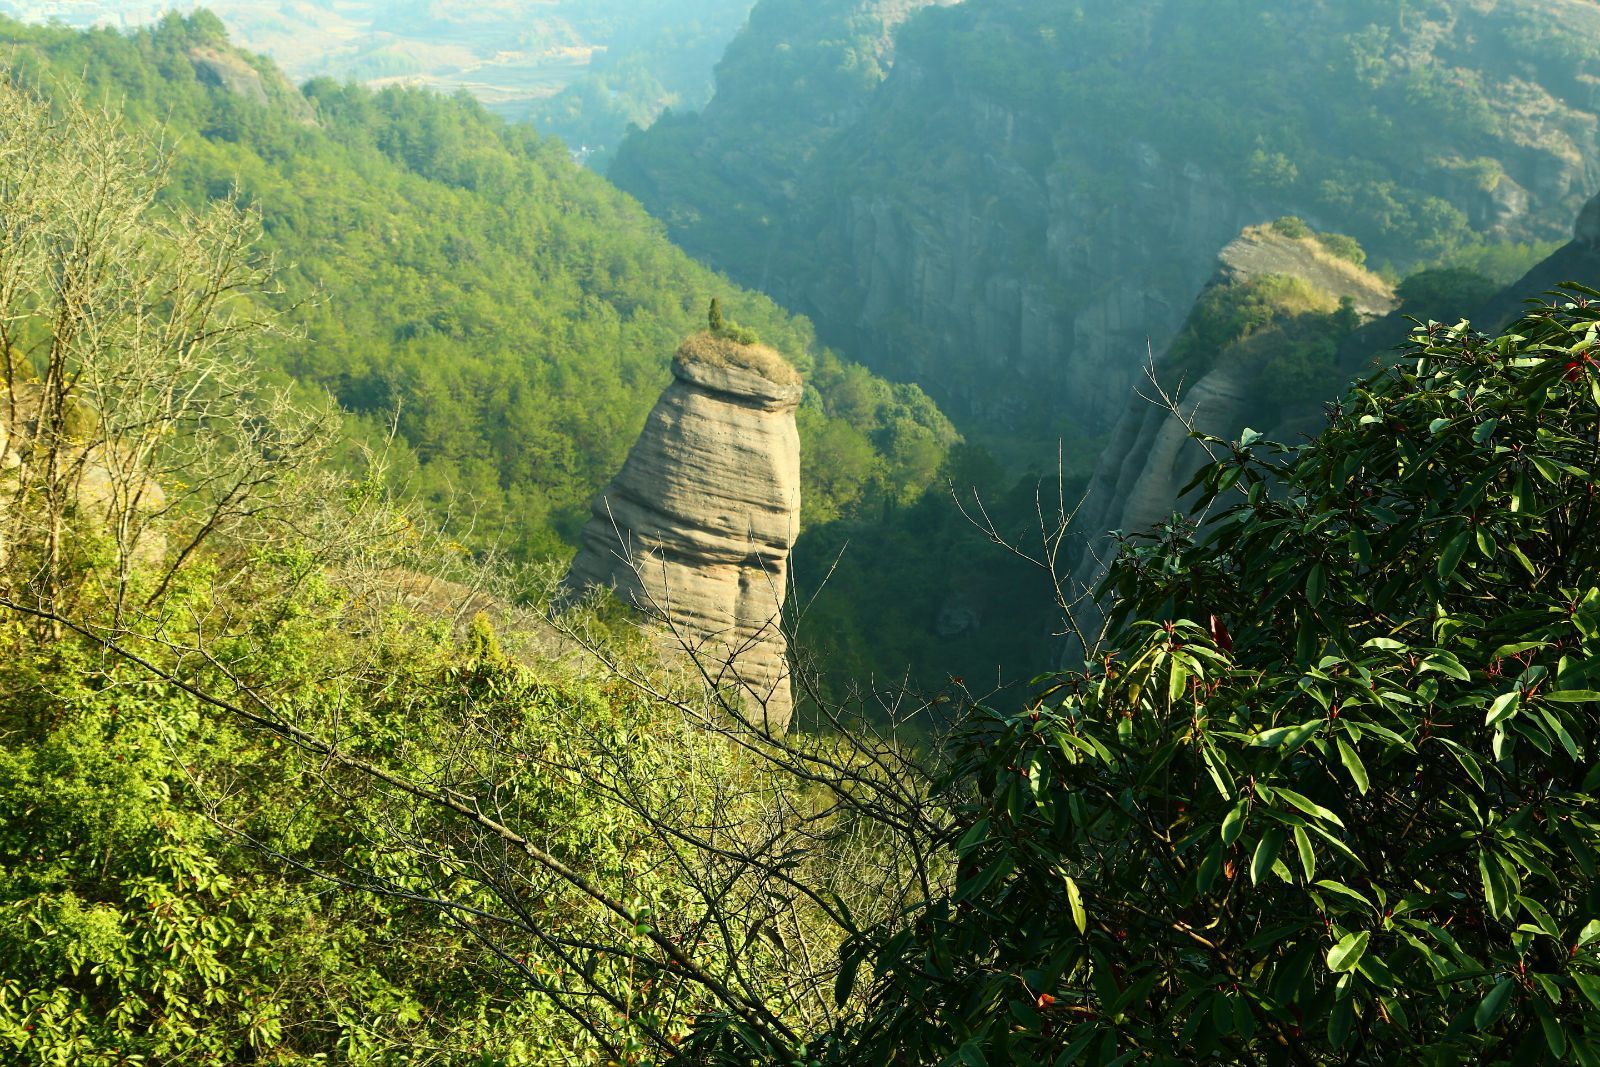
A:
[1271,215,1313,240]
[822,289,1600,1064]
[1167,274,1330,374]
[0,643,288,1066]
[1257,333,1341,410]
[1399,267,1500,322]
[1317,232,1367,266]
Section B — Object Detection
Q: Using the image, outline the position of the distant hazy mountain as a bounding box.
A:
[176,0,754,158]
[0,0,198,29]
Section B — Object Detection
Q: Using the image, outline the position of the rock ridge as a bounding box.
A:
[1065,224,1397,661]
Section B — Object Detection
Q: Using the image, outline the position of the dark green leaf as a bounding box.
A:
[1474,978,1513,1030]
[1438,529,1471,580]
[1327,930,1369,972]
[1252,828,1284,885]
[1337,738,1369,794]
[1294,825,1316,881]
[1220,802,1246,846]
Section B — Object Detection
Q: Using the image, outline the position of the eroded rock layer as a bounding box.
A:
[1066,226,1398,660]
[567,335,803,733]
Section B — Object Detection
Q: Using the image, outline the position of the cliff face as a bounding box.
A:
[1068,187,1600,661]
[567,335,803,733]
[608,0,960,284]
[1468,189,1600,331]
[1067,225,1398,654]
[804,133,1282,434]
[615,0,1600,441]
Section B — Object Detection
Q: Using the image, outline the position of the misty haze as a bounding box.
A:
[1,2,1599,1064]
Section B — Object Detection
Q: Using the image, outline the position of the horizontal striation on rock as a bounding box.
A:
[567,336,803,733]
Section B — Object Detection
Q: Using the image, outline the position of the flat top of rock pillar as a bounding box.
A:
[674,332,804,408]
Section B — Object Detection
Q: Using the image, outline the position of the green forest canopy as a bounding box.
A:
[0,11,957,562]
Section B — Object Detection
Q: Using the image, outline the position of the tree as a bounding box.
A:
[1398,267,1499,322]
[0,73,956,1066]
[709,295,726,334]
[0,80,332,638]
[819,290,1600,1064]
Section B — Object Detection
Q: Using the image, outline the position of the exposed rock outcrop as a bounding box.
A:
[616,0,1600,437]
[189,45,316,126]
[1214,228,1395,320]
[1066,225,1398,658]
[1067,186,1600,663]
[566,334,803,733]
[1472,187,1600,331]
[191,45,271,106]
[0,380,168,565]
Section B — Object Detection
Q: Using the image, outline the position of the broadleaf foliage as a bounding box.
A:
[815,290,1600,1064]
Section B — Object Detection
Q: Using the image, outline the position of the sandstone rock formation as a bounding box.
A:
[1066,225,1398,659]
[190,45,272,106]
[1068,187,1600,663]
[567,334,803,733]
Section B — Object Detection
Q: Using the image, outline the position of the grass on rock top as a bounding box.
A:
[677,331,803,388]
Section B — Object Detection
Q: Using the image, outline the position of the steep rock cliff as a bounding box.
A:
[1067,225,1398,652]
[616,0,1600,443]
[567,335,803,733]
[1468,189,1600,331]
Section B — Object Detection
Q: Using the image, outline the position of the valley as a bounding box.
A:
[615,0,1599,465]
[198,0,754,159]
[3,2,1600,1064]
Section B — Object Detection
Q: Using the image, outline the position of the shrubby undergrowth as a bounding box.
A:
[808,292,1600,1065]
[7,15,1600,1067]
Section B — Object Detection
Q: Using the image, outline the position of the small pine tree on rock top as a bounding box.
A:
[704,296,760,346]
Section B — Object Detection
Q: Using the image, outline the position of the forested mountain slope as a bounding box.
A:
[0,12,956,562]
[613,0,1600,455]
[15,12,1600,1064]
[609,0,959,283]
[12,59,1600,1061]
